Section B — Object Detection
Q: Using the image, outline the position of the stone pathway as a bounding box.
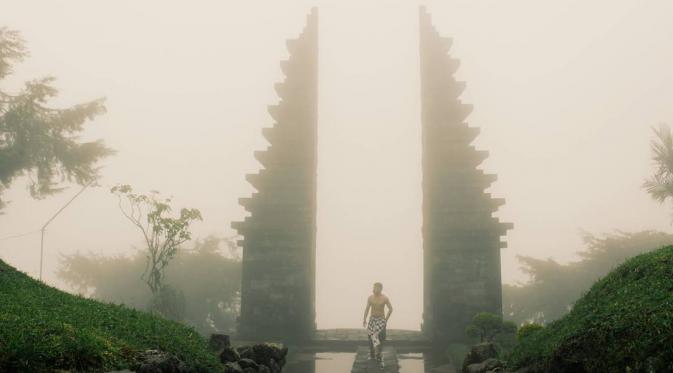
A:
[351,346,399,373]
[315,329,425,342]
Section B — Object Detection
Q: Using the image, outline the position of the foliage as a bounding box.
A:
[506,245,673,372]
[516,323,544,342]
[111,184,202,317]
[58,236,241,336]
[503,230,673,324]
[445,343,470,368]
[0,27,113,211]
[0,258,223,372]
[643,123,673,205]
[466,312,517,343]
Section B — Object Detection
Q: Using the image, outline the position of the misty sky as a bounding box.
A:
[1,1,673,330]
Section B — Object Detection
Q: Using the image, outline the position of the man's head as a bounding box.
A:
[373,282,383,295]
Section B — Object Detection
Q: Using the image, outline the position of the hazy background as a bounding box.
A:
[1,0,672,331]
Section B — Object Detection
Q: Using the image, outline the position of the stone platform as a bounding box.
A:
[307,329,430,351]
[351,346,399,373]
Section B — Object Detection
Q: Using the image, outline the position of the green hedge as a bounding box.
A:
[0,260,222,372]
[507,245,673,372]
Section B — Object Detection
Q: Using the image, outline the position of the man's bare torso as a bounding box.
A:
[368,294,389,318]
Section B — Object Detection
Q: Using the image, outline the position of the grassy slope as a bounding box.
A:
[0,259,222,372]
[507,245,673,372]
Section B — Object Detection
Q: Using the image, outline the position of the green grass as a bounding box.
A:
[0,259,223,372]
[507,245,673,372]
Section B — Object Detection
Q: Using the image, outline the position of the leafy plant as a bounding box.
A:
[643,123,673,206]
[516,323,544,342]
[466,312,517,343]
[111,184,201,317]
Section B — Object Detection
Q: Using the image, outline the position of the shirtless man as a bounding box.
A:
[362,282,393,362]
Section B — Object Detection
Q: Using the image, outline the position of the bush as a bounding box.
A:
[466,312,517,343]
[0,259,222,372]
[507,245,673,372]
[446,343,470,367]
[516,323,544,342]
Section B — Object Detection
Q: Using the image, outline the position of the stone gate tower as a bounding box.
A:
[232,8,318,341]
[419,7,512,342]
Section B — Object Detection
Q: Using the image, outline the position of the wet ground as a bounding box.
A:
[284,349,456,373]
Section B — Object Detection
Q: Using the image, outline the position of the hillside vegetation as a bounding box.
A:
[508,245,673,372]
[0,259,222,372]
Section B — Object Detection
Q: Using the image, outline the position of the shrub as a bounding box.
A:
[507,246,673,372]
[466,312,517,343]
[516,323,544,342]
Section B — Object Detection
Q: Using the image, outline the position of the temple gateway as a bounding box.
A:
[232,7,511,343]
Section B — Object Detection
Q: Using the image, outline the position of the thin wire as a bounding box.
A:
[0,229,41,241]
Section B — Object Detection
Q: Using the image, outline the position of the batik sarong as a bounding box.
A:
[367,316,387,348]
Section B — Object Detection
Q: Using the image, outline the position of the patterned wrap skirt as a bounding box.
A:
[367,316,387,348]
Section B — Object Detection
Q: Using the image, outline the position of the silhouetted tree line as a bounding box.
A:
[58,236,241,336]
[503,230,673,324]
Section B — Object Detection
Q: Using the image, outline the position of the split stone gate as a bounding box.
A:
[231,7,512,343]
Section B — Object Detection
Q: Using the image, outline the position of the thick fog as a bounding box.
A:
[1,0,672,331]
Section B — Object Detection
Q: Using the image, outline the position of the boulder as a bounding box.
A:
[237,346,253,360]
[223,362,243,373]
[135,349,188,373]
[250,344,275,365]
[220,346,241,364]
[237,358,259,370]
[267,358,281,373]
[462,343,498,371]
[225,343,287,372]
[464,358,503,373]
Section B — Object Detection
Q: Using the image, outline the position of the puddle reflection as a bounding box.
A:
[284,351,452,373]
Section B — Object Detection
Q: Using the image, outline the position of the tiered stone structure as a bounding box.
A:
[232,8,318,341]
[419,7,513,342]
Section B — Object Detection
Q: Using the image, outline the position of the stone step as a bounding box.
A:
[351,346,399,373]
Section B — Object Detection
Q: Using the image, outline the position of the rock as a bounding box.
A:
[280,346,289,359]
[250,344,275,365]
[267,358,281,373]
[238,358,259,370]
[462,343,498,372]
[220,346,241,364]
[465,358,503,373]
[223,362,243,373]
[209,334,231,351]
[237,346,253,360]
[225,343,287,372]
[135,349,188,373]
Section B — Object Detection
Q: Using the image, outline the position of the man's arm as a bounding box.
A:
[362,297,371,327]
[385,297,393,322]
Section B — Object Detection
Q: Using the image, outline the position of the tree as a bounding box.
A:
[644,123,673,210]
[0,27,112,211]
[111,184,202,316]
[58,236,241,335]
[466,312,517,343]
[503,230,673,324]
